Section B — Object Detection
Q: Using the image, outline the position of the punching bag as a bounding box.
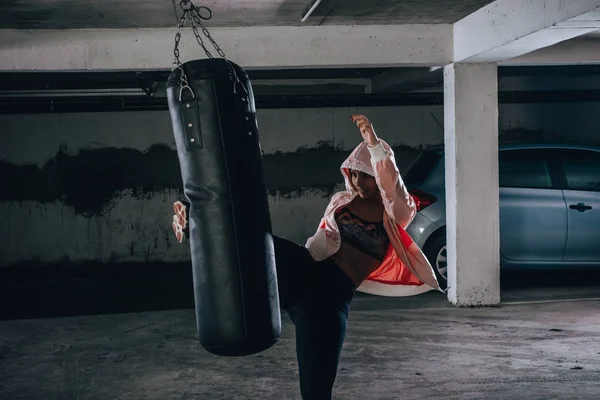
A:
[166,58,281,356]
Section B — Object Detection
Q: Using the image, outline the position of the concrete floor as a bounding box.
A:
[1,287,600,400]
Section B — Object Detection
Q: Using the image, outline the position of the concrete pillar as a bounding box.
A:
[443,63,500,306]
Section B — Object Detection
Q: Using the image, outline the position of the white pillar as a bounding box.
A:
[443,63,500,307]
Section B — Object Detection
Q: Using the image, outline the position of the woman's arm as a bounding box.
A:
[351,115,417,229]
[367,141,416,229]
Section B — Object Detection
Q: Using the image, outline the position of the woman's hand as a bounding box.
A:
[351,114,379,147]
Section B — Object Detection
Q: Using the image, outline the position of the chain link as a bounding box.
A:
[191,26,213,59]
[172,1,248,99]
[201,26,226,59]
[173,11,193,100]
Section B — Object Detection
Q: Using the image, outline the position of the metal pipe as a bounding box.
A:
[0,89,149,98]
[301,0,323,22]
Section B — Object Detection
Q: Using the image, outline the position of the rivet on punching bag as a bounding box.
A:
[167,58,281,356]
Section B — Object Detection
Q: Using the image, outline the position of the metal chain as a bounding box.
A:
[172,0,248,99]
[173,13,186,75]
[173,10,194,100]
[191,25,214,59]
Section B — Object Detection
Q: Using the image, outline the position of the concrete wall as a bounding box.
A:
[1,102,599,268]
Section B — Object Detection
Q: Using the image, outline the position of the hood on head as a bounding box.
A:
[340,140,392,193]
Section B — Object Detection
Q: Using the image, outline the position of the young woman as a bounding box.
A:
[172,114,441,399]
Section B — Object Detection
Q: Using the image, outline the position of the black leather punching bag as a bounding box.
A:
[166,58,281,356]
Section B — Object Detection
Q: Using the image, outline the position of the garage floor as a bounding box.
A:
[1,285,599,400]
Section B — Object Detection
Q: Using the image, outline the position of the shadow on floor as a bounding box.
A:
[1,262,600,321]
[0,262,194,321]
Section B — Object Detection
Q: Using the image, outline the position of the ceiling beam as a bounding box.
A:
[0,24,452,71]
[454,0,600,63]
[500,37,600,66]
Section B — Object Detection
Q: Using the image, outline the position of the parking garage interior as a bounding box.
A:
[1,1,600,399]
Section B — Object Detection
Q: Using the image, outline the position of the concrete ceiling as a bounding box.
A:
[0,0,495,29]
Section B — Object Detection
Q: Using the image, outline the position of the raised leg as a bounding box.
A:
[271,235,316,310]
[288,298,349,400]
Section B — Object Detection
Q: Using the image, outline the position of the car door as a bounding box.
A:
[499,148,567,261]
[555,148,600,262]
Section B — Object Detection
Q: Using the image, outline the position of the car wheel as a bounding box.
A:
[424,233,448,290]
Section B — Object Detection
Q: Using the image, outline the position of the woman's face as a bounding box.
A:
[350,170,379,199]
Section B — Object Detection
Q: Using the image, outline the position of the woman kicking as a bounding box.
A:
[172,114,441,399]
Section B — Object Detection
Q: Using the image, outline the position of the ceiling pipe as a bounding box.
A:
[301,0,323,22]
[0,88,151,98]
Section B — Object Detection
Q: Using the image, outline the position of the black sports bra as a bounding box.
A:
[335,207,390,261]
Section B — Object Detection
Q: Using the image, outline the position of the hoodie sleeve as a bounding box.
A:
[368,141,416,229]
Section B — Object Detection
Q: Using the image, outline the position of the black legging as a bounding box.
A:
[273,236,357,400]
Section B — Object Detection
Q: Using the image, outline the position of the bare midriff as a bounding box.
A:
[330,241,382,286]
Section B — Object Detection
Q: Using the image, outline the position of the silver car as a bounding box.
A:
[404,143,600,289]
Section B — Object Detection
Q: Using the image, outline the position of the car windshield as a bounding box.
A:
[404,150,442,185]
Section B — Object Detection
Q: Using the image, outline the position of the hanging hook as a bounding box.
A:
[179,0,193,11]
[195,6,212,20]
